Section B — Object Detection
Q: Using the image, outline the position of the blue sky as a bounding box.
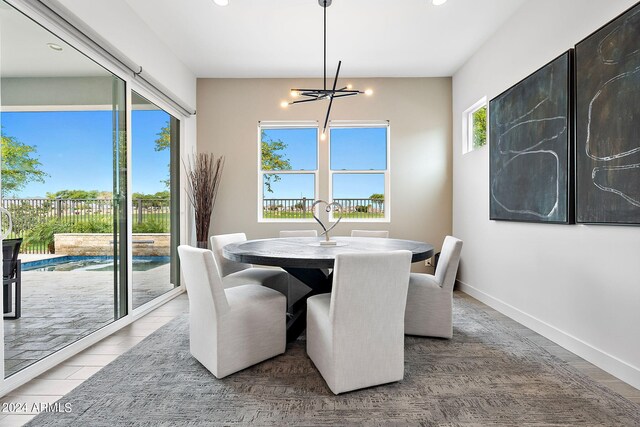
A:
[263,127,386,200]
[1,110,170,198]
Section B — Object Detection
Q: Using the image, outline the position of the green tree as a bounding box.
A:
[261,130,292,193]
[473,106,487,149]
[46,190,99,199]
[132,191,170,208]
[155,122,171,188]
[1,129,47,197]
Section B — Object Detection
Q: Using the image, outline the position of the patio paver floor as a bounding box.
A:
[3,261,173,377]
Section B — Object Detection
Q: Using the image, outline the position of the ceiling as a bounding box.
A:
[0,1,109,77]
[123,0,526,78]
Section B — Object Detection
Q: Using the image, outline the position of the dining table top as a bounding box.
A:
[223,236,435,269]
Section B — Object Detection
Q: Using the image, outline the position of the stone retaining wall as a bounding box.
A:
[54,233,170,256]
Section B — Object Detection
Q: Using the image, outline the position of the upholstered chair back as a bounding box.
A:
[330,250,411,348]
[210,233,252,277]
[434,236,463,291]
[177,245,230,318]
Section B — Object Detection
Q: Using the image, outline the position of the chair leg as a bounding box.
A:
[15,262,21,319]
[3,262,21,320]
[3,281,12,314]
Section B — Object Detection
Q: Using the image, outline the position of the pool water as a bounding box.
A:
[23,256,170,272]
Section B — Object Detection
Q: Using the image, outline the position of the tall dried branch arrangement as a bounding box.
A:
[184,152,225,243]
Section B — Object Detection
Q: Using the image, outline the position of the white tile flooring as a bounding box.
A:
[0,293,189,427]
[0,291,638,426]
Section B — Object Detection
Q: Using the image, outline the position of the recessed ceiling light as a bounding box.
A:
[433,0,447,5]
[47,43,63,51]
[213,0,229,6]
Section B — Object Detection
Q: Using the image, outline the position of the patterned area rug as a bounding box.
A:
[30,295,640,426]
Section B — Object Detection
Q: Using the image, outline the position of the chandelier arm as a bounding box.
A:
[289,98,324,105]
[291,89,337,93]
[332,92,360,99]
[331,61,342,92]
[322,60,342,133]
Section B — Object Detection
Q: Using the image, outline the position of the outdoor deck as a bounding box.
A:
[3,257,173,377]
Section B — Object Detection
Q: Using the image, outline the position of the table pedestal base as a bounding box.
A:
[284,267,332,342]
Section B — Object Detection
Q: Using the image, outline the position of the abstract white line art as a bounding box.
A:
[598,8,640,65]
[490,51,569,223]
[498,116,567,155]
[591,163,640,207]
[575,3,640,223]
[491,150,560,218]
[585,65,640,161]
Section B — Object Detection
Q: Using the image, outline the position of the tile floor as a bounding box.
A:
[0,291,638,427]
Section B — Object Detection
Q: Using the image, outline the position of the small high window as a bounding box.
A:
[463,97,487,153]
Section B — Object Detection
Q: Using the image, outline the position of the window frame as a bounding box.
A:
[257,121,320,223]
[328,121,391,223]
[462,97,488,154]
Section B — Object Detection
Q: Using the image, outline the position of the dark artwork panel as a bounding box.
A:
[489,51,571,223]
[575,3,640,224]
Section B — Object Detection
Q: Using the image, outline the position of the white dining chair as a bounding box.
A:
[350,230,389,238]
[210,233,289,295]
[306,250,412,394]
[177,245,286,378]
[404,236,463,338]
[279,230,318,237]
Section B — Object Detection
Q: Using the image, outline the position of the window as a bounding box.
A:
[329,123,390,222]
[259,123,318,221]
[463,97,487,153]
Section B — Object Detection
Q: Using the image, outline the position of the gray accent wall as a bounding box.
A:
[196,77,452,273]
[453,0,640,389]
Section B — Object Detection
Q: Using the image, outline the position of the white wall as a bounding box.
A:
[453,0,640,388]
[197,78,452,272]
[56,0,196,108]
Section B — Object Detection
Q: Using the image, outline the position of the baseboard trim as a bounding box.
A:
[457,280,640,390]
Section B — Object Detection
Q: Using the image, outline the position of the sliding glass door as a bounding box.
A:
[0,0,181,380]
[130,92,179,309]
[0,1,129,377]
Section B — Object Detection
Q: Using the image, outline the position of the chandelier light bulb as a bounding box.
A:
[365,89,374,96]
[290,90,300,97]
[320,132,327,141]
[280,101,289,108]
[346,84,353,90]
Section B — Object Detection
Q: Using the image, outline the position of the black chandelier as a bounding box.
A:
[281,0,372,139]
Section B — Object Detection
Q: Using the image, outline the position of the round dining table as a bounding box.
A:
[224,236,434,342]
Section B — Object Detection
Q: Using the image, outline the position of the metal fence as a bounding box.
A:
[2,198,170,254]
[262,198,385,220]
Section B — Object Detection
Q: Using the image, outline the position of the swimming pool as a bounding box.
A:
[23,256,170,272]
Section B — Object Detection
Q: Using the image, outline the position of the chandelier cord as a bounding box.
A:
[323,1,327,91]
